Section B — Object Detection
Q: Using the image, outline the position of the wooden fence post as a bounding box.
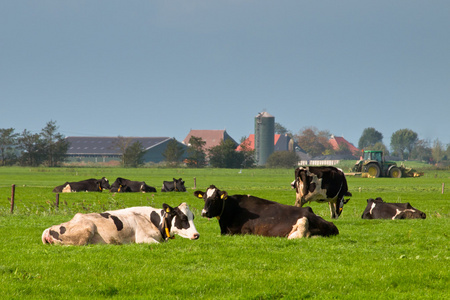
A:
[10,184,15,214]
[442,183,445,194]
[194,177,197,189]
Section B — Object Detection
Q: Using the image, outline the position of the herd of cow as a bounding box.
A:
[42,166,426,246]
[52,177,186,193]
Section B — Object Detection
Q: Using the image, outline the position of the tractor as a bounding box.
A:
[352,150,421,178]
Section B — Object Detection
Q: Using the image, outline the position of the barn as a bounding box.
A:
[65,136,187,164]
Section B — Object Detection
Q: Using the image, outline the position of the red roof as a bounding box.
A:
[182,130,237,150]
[236,134,282,151]
[329,135,360,155]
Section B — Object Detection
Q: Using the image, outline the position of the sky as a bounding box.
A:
[1,1,449,151]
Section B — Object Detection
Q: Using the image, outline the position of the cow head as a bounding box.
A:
[291,167,314,206]
[100,177,111,190]
[194,185,228,219]
[161,203,199,240]
[173,178,186,192]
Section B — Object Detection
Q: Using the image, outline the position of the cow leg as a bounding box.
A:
[288,217,311,239]
[329,202,338,219]
[62,184,72,193]
[134,216,161,244]
[43,217,97,245]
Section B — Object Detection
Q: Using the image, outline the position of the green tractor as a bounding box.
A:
[352,150,403,178]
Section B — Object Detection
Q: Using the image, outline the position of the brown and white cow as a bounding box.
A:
[194,185,339,238]
[361,197,426,219]
[291,166,352,219]
[42,203,199,245]
[52,177,111,193]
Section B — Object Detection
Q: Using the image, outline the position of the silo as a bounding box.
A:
[255,112,275,166]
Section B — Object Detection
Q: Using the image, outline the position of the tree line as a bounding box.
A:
[291,125,450,165]
[2,121,449,168]
[0,121,68,167]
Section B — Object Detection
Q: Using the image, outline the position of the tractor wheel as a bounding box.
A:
[389,167,402,178]
[365,163,381,178]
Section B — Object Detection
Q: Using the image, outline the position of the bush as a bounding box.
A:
[266,151,298,168]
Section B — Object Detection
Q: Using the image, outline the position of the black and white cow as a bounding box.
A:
[52,177,111,193]
[194,185,339,238]
[42,203,199,245]
[291,166,352,219]
[161,178,186,192]
[361,198,426,219]
[110,177,157,193]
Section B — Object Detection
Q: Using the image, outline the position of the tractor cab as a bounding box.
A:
[363,150,383,162]
[353,150,401,178]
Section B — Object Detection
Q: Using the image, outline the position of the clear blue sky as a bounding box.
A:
[1,1,449,150]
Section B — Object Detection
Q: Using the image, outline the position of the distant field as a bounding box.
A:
[0,167,449,299]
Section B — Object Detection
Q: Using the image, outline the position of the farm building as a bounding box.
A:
[65,136,187,164]
[328,135,360,156]
[236,134,302,152]
[182,130,238,150]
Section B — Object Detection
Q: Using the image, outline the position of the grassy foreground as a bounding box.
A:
[0,167,449,299]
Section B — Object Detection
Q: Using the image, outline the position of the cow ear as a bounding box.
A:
[220,191,228,200]
[194,191,204,199]
[163,203,174,214]
[344,198,350,204]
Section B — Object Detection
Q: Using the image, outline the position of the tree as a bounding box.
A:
[208,139,245,168]
[410,139,431,162]
[186,136,207,168]
[238,136,255,168]
[17,129,45,166]
[390,129,418,159]
[358,127,383,149]
[295,127,332,157]
[370,142,390,155]
[0,128,19,166]
[275,122,289,135]
[266,151,298,168]
[114,136,134,167]
[40,120,68,167]
[123,141,145,167]
[431,139,445,164]
[162,138,185,166]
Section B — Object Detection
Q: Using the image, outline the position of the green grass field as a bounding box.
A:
[0,166,449,299]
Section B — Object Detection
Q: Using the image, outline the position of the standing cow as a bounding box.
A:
[361,197,426,219]
[161,178,186,192]
[42,203,199,245]
[194,185,339,238]
[52,177,111,193]
[291,166,352,219]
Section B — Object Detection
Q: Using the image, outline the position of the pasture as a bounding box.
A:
[0,166,449,299]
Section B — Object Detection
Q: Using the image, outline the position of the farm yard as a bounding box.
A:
[0,167,449,299]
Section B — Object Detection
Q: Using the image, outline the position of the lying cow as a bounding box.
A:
[161,178,186,192]
[361,197,426,219]
[110,177,157,193]
[52,177,111,193]
[194,185,339,238]
[42,203,199,245]
[291,166,352,219]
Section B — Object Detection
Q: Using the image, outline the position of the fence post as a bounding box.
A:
[442,183,445,194]
[10,184,15,214]
[56,193,60,209]
[193,177,197,189]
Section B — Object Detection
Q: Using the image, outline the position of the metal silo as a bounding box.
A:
[255,112,275,166]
